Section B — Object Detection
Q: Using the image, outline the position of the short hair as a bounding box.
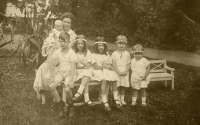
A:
[132,44,144,51]
[116,35,127,42]
[59,32,70,42]
[61,12,75,23]
[93,36,108,55]
[74,34,88,56]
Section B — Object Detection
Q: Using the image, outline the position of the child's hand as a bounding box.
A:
[80,60,86,66]
[69,82,74,88]
[140,76,146,81]
[105,65,113,70]
[85,64,91,69]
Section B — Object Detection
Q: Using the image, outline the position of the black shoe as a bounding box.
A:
[113,100,122,109]
[72,92,82,102]
[51,103,58,112]
[69,106,75,118]
[102,102,111,112]
[57,100,65,118]
[39,90,46,94]
[85,100,96,107]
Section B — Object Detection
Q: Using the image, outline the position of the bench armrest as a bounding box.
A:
[165,65,175,72]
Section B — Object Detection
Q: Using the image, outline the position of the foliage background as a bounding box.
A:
[1,0,200,53]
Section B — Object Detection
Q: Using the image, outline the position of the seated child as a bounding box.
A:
[49,31,76,117]
[72,35,95,106]
[92,37,121,112]
[130,44,150,106]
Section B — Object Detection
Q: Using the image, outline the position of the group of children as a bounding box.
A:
[34,19,151,118]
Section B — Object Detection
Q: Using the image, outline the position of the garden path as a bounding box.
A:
[87,39,200,67]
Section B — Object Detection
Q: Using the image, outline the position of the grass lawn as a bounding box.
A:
[1,47,200,125]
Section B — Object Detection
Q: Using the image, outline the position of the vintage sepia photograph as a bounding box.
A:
[0,0,200,125]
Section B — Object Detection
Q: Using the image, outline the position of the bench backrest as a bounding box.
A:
[149,59,166,73]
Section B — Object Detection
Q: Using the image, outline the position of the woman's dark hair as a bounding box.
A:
[74,35,88,56]
[93,37,108,55]
[61,12,75,24]
[59,32,70,41]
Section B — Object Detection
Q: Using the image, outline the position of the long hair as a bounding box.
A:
[93,37,108,55]
[74,35,88,56]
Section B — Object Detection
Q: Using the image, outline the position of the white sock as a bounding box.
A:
[120,95,125,102]
[132,97,137,102]
[102,95,109,106]
[84,93,90,102]
[142,97,146,103]
[113,91,119,100]
[77,85,85,94]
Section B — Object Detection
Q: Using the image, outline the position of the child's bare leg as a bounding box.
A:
[49,74,65,117]
[118,87,121,99]
[49,74,63,102]
[141,88,147,106]
[120,87,126,105]
[65,86,75,117]
[84,84,89,102]
[131,89,138,106]
[101,80,111,111]
[112,82,121,108]
[73,76,90,100]
[51,89,61,102]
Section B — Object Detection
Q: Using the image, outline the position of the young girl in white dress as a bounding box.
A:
[72,35,95,107]
[131,44,150,106]
[111,35,131,106]
[92,37,121,112]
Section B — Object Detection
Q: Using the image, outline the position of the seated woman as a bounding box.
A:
[72,35,95,107]
[34,19,62,100]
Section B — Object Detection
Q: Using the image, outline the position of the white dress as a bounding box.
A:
[68,29,77,48]
[92,53,119,82]
[111,51,131,87]
[75,50,93,81]
[131,57,150,90]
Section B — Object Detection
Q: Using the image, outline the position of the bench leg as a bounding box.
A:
[41,94,46,104]
[172,79,174,90]
[62,87,67,104]
[164,81,168,87]
[98,85,102,101]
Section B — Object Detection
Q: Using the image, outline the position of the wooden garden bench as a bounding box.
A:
[40,80,102,106]
[148,59,175,90]
[62,80,102,106]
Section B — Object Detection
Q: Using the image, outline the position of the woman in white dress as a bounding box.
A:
[33,12,77,117]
